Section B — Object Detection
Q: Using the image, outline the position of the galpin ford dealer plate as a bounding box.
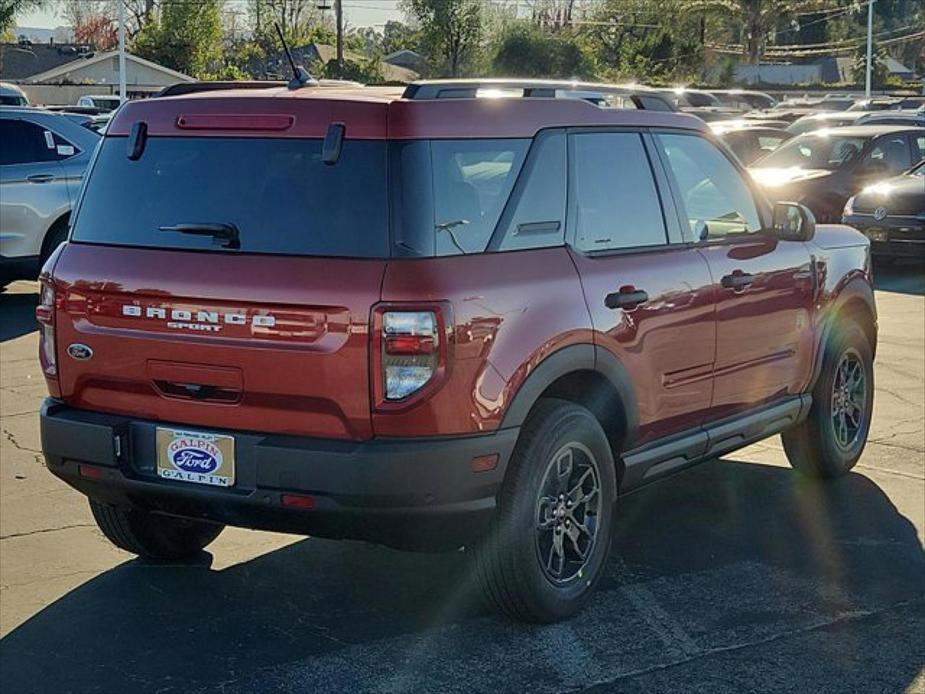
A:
[156,428,235,487]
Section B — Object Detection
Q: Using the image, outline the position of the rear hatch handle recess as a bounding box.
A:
[159,223,241,249]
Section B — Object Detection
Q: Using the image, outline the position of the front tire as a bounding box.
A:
[89,499,224,560]
[476,399,616,622]
[782,322,874,478]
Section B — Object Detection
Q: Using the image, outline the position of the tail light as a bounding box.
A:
[372,306,449,408]
[36,280,57,378]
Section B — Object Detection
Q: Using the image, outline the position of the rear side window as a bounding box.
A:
[72,137,389,257]
[496,132,566,251]
[569,132,668,252]
[0,120,58,165]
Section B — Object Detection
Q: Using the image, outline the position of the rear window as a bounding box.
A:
[72,137,390,258]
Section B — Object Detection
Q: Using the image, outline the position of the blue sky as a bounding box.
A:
[18,0,403,30]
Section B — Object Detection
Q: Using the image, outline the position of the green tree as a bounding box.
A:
[491,21,594,79]
[404,0,483,77]
[683,0,838,64]
[133,0,222,78]
[381,19,420,55]
[852,39,889,89]
[1,0,46,34]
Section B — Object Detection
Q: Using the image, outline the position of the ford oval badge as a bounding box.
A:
[67,343,93,361]
[170,446,221,474]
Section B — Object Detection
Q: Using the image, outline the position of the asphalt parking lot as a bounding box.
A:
[0,263,922,694]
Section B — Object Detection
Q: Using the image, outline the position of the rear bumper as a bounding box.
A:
[41,400,519,550]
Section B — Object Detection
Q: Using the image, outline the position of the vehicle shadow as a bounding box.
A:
[873,257,925,296]
[0,286,38,342]
[1,459,922,693]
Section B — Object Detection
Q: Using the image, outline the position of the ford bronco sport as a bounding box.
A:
[38,79,877,623]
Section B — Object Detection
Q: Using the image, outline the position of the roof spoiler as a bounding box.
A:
[402,80,677,111]
[155,81,287,98]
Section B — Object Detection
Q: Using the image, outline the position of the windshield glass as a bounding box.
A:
[755,132,870,170]
[72,137,390,257]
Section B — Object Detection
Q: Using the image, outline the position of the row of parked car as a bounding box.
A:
[0,79,923,287]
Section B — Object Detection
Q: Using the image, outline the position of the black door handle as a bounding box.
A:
[27,174,55,184]
[605,288,649,310]
[721,272,755,291]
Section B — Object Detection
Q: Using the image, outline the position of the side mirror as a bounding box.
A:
[772,201,816,242]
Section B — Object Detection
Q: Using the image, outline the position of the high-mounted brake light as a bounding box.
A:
[372,307,449,407]
[36,281,57,378]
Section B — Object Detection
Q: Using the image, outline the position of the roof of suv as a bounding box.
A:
[108,84,707,140]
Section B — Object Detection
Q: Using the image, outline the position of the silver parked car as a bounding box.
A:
[0,108,100,286]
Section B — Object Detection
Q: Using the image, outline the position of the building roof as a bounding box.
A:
[24,50,194,84]
[108,86,707,140]
[0,42,93,81]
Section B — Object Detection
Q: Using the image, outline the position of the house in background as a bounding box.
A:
[383,49,423,73]
[733,53,919,86]
[1,45,193,104]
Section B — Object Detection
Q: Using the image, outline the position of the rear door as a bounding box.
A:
[0,118,69,259]
[54,134,389,440]
[653,131,816,420]
[566,130,716,448]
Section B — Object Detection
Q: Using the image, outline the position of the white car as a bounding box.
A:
[0,82,30,107]
[76,95,122,112]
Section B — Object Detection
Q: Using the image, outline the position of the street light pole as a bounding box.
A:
[865,0,875,98]
[118,0,127,103]
[335,0,344,77]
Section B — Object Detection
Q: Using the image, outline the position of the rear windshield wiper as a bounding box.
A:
[159,223,241,249]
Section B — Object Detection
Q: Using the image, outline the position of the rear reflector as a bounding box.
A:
[470,454,499,473]
[281,494,315,509]
[78,464,104,480]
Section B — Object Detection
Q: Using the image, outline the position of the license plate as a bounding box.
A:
[156,428,235,487]
[865,228,889,242]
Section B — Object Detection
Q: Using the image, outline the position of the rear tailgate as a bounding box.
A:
[52,243,383,440]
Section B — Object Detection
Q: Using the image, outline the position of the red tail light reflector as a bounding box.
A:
[281,494,315,509]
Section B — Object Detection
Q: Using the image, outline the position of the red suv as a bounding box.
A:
[38,80,877,622]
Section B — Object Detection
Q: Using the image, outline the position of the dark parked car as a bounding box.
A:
[717,126,793,165]
[843,159,925,260]
[750,125,925,222]
[39,79,877,623]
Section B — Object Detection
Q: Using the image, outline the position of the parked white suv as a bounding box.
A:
[0,108,100,287]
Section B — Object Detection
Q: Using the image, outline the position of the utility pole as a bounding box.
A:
[118,0,126,103]
[865,0,875,98]
[335,0,344,77]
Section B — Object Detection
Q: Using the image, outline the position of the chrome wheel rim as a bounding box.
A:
[831,348,867,451]
[534,442,601,585]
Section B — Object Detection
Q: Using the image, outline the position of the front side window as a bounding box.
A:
[656,133,762,239]
[758,133,869,170]
[866,135,912,174]
[570,132,668,252]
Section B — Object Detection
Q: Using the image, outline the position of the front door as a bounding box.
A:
[653,131,816,421]
[567,130,716,448]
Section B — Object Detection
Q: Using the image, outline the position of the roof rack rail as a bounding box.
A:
[402,79,676,112]
[155,81,286,98]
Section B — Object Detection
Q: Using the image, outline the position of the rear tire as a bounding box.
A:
[782,322,873,478]
[39,218,69,269]
[476,399,616,622]
[89,499,224,560]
